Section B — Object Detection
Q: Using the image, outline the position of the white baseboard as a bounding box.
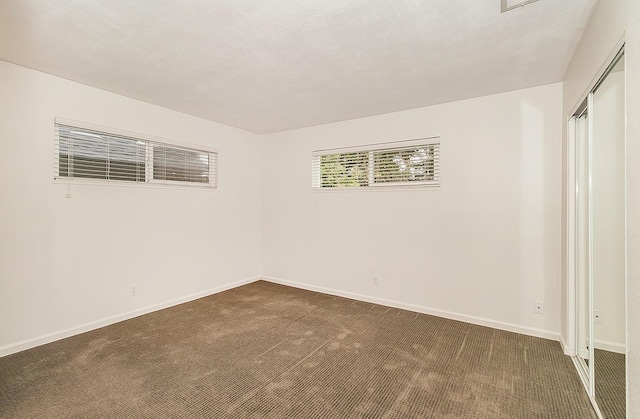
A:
[0,276,260,358]
[559,333,575,356]
[2,275,569,359]
[594,339,626,354]
[261,276,560,342]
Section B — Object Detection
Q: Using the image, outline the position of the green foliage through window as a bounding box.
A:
[314,141,439,188]
[319,152,369,187]
[373,145,435,184]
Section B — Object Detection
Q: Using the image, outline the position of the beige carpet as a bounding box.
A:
[0,281,596,418]
[595,349,626,419]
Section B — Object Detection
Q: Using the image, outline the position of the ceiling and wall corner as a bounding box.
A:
[260,82,564,342]
[0,59,264,356]
[0,0,596,134]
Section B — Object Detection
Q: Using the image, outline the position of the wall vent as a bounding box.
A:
[501,0,539,13]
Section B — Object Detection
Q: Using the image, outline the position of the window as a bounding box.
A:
[312,139,440,189]
[54,119,217,188]
[152,145,210,184]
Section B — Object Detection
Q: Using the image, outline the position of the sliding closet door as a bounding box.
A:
[592,53,626,419]
[570,48,626,417]
[575,104,594,394]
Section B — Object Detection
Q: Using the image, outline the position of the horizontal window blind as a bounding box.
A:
[55,125,146,182]
[54,122,217,188]
[312,140,439,189]
[152,144,212,185]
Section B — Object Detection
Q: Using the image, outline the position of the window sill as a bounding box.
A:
[53,177,217,191]
[312,185,441,192]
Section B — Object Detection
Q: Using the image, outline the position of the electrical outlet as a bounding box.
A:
[373,276,378,286]
[534,301,544,314]
[594,309,603,324]
[130,284,137,297]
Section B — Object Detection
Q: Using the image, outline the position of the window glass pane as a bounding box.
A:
[320,152,369,187]
[185,150,209,183]
[57,126,145,182]
[373,146,435,183]
[153,145,209,183]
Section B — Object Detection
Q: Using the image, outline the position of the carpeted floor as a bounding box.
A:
[595,349,626,419]
[0,281,596,418]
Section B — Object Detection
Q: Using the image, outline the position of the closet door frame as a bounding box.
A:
[565,40,625,419]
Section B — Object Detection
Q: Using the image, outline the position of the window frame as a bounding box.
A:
[54,117,218,190]
[312,137,440,191]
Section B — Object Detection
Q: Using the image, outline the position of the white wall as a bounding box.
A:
[629,2,640,412]
[593,70,626,353]
[0,61,262,355]
[562,0,640,414]
[261,83,563,339]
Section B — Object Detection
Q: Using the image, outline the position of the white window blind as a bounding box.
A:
[55,125,146,182]
[152,145,211,185]
[54,121,217,189]
[312,139,440,189]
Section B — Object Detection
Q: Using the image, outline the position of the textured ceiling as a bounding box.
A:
[0,0,597,133]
